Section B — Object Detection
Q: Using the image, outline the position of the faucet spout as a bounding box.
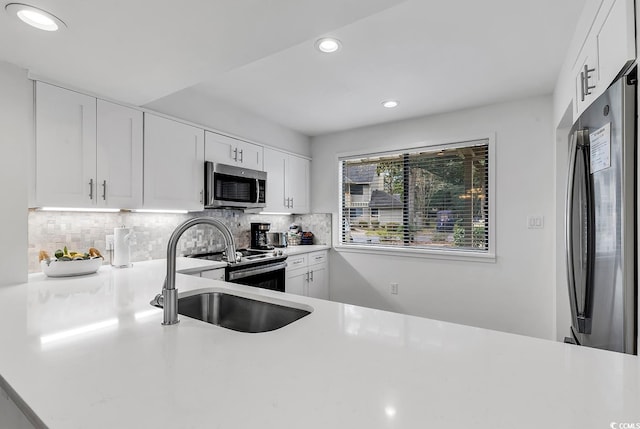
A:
[161,217,237,325]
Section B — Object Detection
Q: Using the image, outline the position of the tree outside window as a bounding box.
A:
[340,140,489,253]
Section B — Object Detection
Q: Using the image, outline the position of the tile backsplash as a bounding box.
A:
[28,209,331,273]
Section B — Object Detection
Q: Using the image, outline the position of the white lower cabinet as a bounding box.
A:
[285,251,329,299]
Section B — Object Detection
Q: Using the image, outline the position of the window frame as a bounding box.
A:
[336,134,496,263]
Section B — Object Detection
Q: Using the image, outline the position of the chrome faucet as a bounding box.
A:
[156,217,237,325]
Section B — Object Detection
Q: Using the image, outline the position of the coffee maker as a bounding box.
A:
[250,222,272,250]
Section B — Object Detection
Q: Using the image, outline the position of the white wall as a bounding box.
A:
[312,95,556,340]
[0,61,30,286]
[144,87,311,157]
[554,105,574,342]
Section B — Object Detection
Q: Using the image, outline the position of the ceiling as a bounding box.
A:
[0,0,585,137]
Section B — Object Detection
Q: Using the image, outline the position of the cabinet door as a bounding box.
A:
[96,100,143,209]
[263,148,288,212]
[286,267,308,296]
[205,131,263,169]
[143,114,205,210]
[236,140,263,170]
[573,0,635,118]
[573,41,598,117]
[308,264,329,300]
[35,82,97,207]
[287,155,310,213]
[596,0,635,89]
[205,131,239,165]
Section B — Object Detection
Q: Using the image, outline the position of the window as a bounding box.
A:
[339,139,492,257]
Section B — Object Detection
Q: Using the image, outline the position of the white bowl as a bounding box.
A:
[41,258,103,278]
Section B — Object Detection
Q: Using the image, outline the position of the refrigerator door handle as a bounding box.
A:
[565,130,580,331]
[566,129,594,335]
[580,131,596,334]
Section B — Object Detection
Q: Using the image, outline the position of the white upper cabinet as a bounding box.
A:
[204,131,263,170]
[263,147,310,213]
[96,100,143,209]
[263,148,287,212]
[35,82,144,209]
[573,0,635,117]
[288,154,310,213]
[35,82,97,208]
[143,113,205,211]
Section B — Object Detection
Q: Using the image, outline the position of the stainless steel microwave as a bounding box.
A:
[204,162,267,209]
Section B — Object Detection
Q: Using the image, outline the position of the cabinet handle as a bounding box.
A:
[310,270,314,282]
[89,179,94,200]
[290,197,293,208]
[200,189,204,204]
[239,149,244,163]
[583,64,596,100]
[305,272,309,282]
[101,180,107,200]
[233,147,238,161]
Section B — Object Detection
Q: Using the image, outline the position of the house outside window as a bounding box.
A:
[339,138,494,259]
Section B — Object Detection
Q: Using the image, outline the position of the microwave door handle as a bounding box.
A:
[205,165,214,206]
[255,179,260,204]
[565,130,580,332]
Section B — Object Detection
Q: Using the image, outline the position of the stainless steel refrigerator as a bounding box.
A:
[565,67,637,355]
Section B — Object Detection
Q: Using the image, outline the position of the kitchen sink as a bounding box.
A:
[153,290,311,333]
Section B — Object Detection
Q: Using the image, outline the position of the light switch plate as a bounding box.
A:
[527,216,544,229]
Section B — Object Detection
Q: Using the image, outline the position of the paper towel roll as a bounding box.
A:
[113,226,132,267]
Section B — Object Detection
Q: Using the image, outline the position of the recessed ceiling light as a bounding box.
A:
[5,3,66,32]
[382,100,399,108]
[315,37,341,53]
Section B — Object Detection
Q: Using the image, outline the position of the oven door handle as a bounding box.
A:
[227,261,287,281]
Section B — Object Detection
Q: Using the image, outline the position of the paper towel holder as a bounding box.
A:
[112,225,135,268]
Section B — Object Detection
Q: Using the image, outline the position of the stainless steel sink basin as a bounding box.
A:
[153,291,311,333]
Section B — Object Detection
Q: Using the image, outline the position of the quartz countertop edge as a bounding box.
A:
[281,244,330,255]
[0,258,638,428]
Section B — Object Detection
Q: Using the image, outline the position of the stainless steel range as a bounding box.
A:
[188,249,287,292]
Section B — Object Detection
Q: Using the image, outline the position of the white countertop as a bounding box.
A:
[0,259,638,428]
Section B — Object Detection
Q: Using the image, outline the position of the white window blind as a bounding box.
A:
[340,140,490,254]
